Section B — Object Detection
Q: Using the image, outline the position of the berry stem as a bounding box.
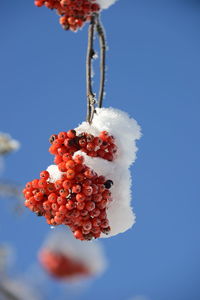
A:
[96,14,106,109]
[86,15,96,124]
[86,13,107,124]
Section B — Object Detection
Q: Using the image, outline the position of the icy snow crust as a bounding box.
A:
[96,0,117,10]
[41,230,107,277]
[47,108,141,238]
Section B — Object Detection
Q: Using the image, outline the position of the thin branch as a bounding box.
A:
[96,14,106,108]
[0,284,21,300]
[86,15,96,124]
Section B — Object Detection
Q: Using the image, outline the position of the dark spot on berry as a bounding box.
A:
[101,226,111,235]
[104,180,113,189]
[49,135,57,144]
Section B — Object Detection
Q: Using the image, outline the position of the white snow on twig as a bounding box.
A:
[96,0,118,10]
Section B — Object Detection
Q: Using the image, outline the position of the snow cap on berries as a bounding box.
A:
[39,229,107,279]
[96,0,118,10]
[75,107,141,238]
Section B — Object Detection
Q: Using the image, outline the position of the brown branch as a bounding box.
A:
[86,13,107,123]
[96,14,106,108]
[86,15,96,124]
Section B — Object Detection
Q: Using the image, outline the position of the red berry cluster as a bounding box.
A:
[34,0,100,31]
[23,129,115,241]
[39,249,89,279]
[49,129,117,163]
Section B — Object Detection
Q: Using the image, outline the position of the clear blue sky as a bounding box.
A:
[0,0,200,299]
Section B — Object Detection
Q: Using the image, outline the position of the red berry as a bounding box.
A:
[99,131,109,141]
[85,201,95,211]
[66,169,75,180]
[48,193,58,203]
[76,193,86,203]
[74,230,83,240]
[58,162,67,172]
[38,179,47,188]
[34,192,44,202]
[40,170,49,180]
[59,188,69,198]
[66,200,75,210]
[54,155,63,164]
[57,196,67,206]
[58,131,67,140]
[74,155,84,164]
[63,180,72,189]
[66,160,75,169]
[34,0,44,7]
[72,185,82,193]
[67,130,76,139]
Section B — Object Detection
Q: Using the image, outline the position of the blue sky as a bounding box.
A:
[0,0,200,299]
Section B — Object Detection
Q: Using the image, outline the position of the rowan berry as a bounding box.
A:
[43,201,51,211]
[58,162,67,172]
[57,196,67,206]
[76,193,86,203]
[38,179,48,188]
[66,160,75,169]
[83,186,93,196]
[26,182,32,190]
[34,0,44,7]
[62,153,72,162]
[85,201,95,211]
[58,131,67,140]
[66,200,75,210]
[49,134,57,144]
[55,180,63,190]
[99,131,109,141]
[40,170,49,180]
[59,188,69,198]
[83,221,92,231]
[48,193,58,203]
[52,203,59,211]
[72,184,82,193]
[62,180,72,189]
[67,130,76,139]
[66,169,75,179]
[74,230,84,240]
[77,202,85,210]
[74,154,84,164]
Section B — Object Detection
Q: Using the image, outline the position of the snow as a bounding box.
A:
[0,133,20,155]
[47,107,141,239]
[40,229,107,277]
[96,0,118,10]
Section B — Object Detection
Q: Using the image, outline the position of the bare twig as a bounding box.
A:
[86,13,107,123]
[96,14,106,108]
[86,15,96,124]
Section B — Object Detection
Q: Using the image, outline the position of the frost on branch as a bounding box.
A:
[24,108,141,241]
[96,0,118,10]
[38,229,107,281]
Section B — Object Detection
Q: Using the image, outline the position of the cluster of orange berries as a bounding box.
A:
[49,129,117,164]
[39,249,89,279]
[23,129,116,241]
[34,0,100,31]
